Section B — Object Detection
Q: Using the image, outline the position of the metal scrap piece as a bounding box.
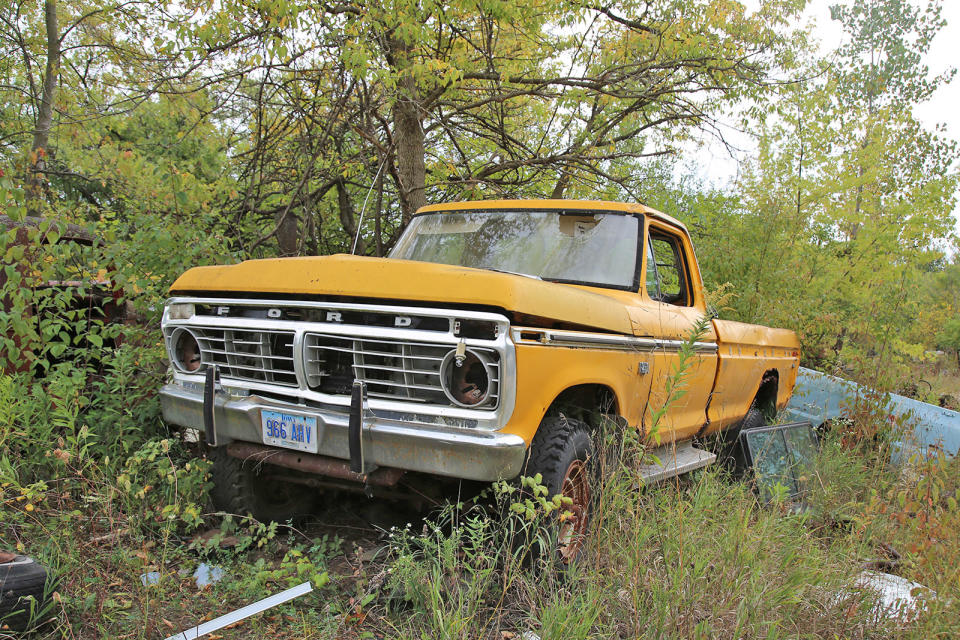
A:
[164,581,313,640]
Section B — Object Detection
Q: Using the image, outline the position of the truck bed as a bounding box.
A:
[707,319,801,432]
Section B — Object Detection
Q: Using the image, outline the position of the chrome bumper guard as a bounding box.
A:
[160,383,527,482]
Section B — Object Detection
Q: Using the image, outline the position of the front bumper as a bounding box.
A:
[160,383,527,482]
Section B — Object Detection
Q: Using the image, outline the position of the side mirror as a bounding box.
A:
[707,304,720,320]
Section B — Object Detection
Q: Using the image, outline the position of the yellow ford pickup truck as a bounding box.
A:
[160,200,799,552]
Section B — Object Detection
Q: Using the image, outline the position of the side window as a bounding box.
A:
[645,236,661,299]
[646,232,690,306]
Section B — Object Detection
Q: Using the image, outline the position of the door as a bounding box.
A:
[627,222,718,444]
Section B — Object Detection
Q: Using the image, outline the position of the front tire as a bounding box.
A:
[208,446,310,523]
[523,415,594,564]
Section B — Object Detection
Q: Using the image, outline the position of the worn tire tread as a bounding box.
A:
[208,446,313,523]
[208,446,260,517]
[741,406,766,432]
[525,414,591,494]
[0,582,46,612]
[520,414,595,565]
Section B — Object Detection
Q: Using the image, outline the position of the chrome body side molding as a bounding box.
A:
[511,327,718,353]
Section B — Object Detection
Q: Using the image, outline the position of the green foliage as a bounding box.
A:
[2,0,811,256]
[0,1,958,636]
[4,380,960,637]
[383,489,546,638]
[373,432,960,639]
[2,0,955,381]
[505,473,573,521]
[115,438,211,534]
[251,547,331,591]
[647,313,713,443]
[831,0,953,108]
[936,317,960,353]
[654,0,960,381]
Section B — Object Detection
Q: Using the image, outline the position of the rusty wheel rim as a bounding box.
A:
[557,458,590,562]
[0,551,16,564]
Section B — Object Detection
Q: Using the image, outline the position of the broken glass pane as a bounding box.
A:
[740,422,819,503]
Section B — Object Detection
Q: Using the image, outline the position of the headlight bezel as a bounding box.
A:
[439,348,496,408]
[170,326,204,373]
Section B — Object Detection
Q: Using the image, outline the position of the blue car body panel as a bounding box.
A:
[782,367,960,459]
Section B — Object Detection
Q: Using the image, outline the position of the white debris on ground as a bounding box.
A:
[140,571,160,586]
[853,570,935,621]
[140,563,224,589]
[193,563,224,588]
[165,581,313,640]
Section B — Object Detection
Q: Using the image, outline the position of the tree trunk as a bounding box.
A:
[303,193,318,256]
[550,173,569,199]
[393,76,426,221]
[388,36,426,223]
[374,164,384,256]
[27,0,60,208]
[274,209,299,257]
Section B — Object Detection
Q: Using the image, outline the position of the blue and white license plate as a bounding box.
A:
[261,410,320,454]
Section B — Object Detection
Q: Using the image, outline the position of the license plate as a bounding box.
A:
[261,410,320,453]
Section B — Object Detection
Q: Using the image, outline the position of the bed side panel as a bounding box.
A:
[706,320,800,432]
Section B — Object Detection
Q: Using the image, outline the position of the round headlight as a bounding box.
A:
[440,348,493,407]
[171,328,203,373]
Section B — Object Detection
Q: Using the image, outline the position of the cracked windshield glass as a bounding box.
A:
[390,210,640,288]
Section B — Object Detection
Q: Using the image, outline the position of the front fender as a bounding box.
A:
[501,342,641,444]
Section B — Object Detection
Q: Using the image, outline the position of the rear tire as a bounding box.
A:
[523,415,595,564]
[708,404,767,473]
[208,446,310,523]
[741,406,766,431]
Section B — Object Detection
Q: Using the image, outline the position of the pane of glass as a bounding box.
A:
[391,211,640,289]
[746,430,798,503]
[783,425,819,495]
[645,235,660,299]
[649,236,685,304]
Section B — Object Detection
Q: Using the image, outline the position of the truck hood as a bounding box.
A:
[169,254,634,334]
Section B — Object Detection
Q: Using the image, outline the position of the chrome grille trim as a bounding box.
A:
[165,326,298,386]
[303,334,501,407]
[161,297,516,430]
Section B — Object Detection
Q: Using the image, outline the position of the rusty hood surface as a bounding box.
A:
[169,254,634,334]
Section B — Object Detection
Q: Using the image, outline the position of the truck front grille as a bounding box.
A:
[163,299,510,415]
[303,333,501,407]
[190,327,297,386]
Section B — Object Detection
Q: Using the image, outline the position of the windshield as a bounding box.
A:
[389,210,640,289]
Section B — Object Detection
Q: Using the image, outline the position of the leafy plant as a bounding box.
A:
[936,317,960,367]
[115,438,211,535]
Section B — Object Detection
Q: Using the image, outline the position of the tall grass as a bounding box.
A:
[3,252,958,638]
[367,433,960,640]
[4,386,959,638]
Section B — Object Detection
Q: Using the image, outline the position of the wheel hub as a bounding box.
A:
[557,459,590,561]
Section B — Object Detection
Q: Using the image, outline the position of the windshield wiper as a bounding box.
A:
[482,267,542,280]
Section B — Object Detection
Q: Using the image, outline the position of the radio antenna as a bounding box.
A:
[352,156,388,255]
